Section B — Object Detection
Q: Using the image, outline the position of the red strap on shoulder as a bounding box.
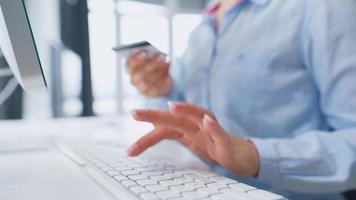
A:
[206,3,220,15]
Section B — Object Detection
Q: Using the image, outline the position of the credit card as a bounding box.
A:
[112,41,166,59]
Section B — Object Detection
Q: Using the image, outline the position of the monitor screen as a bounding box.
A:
[0,0,46,92]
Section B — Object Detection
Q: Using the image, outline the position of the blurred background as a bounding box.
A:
[0,0,209,120]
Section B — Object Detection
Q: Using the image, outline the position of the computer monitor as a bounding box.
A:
[0,0,46,92]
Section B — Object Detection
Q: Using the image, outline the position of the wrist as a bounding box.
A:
[229,137,260,177]
[246,139,260,177]
[144,76,173,97]
[161,77,173,96]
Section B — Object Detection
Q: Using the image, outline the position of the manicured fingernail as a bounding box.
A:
[127,143,139,157]
[203,114,215,125]
[131,109,145,117]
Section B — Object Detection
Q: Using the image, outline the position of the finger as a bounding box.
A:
[131,57,167,84]
[131,64,168,89]
[202,114,229,145]
[131,70,147,86]
[136,81,150,95]
[129,53,164,77]
[130,57,168,86]
[168,102,216,123]
[143,64,169,86]
[143,56,168,75]
[127,50,150,74]
[131,110,199,134]
[127,128,182,157]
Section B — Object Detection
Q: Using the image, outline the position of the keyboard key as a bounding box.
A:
[130,186,148,194]
[113,175,128,182]
[214,190,261,200]
[247,189,285,200]
[156,191,181,199]
[145,184,168,192]
[149,175,173,181]
[140,193,159,200]
[106,170,120,176]
[137,179,157,186]
[197,187,221,196]
[121,180,137,188]
[182,170,217,179]
[159,180,183,187]
[206,182,230,190]
[229,183,256,192]
[141,171,163,176]
[191,177,216,185]
[209,176,238,185]
[128,174,149,181]
[220,188,253,199]
[121,169,140,176]
[199,170,218,176]
[173,177,195,184]
[211,193,246,200]
[164,173,184,179]
[184,182,207,189]
[170,185,195,193]
[183,191,209,199]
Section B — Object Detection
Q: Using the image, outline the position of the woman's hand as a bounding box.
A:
[126,50,173,97]
[127,102,260,177]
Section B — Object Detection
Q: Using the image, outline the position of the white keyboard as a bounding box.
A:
[68,146,286,200]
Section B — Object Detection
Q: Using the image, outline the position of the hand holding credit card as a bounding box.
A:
[112,41,166,59]
[114,41,173,97]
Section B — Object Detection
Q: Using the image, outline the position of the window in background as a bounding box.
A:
[88,0,202,115]
[172,14,202,58]
[61,50,83,116]
[88,0,117,115]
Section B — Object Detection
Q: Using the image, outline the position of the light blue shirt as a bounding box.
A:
[165,0,356,199]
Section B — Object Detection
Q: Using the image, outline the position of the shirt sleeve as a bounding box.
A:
[165,24,203,102]
[251,0,356,193]
[165,57,186,102]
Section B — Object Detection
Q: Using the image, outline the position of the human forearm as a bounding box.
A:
[251,130,356,193]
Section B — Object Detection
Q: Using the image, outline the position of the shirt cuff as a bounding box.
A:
[249,138,282,183]
[165,78,183,101]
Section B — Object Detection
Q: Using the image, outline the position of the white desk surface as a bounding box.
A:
[0,115,207,200]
